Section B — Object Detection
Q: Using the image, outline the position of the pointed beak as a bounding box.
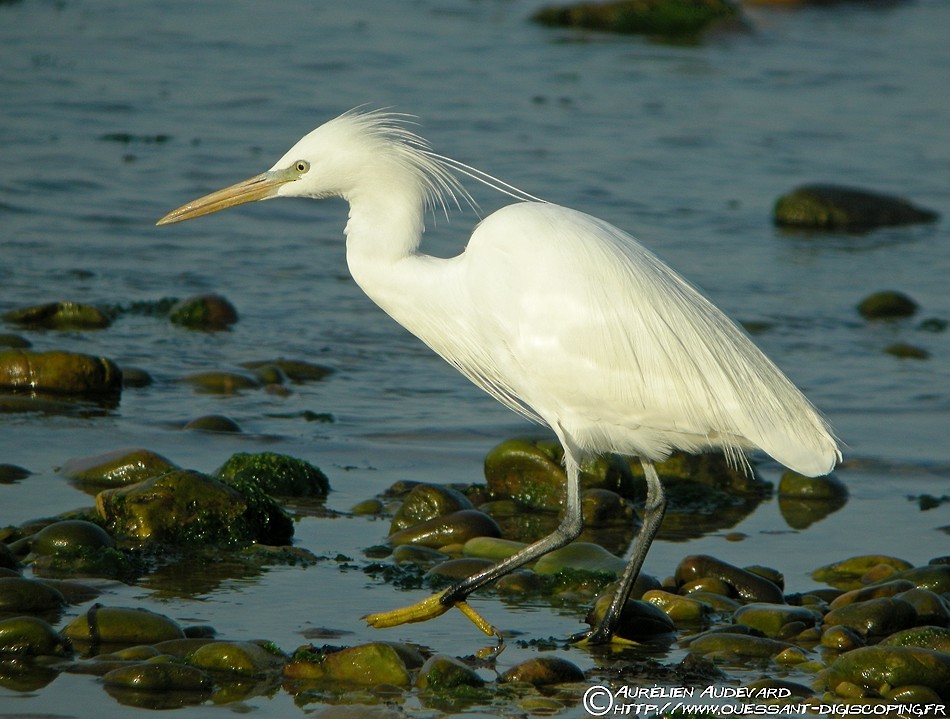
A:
[156,167,297,226]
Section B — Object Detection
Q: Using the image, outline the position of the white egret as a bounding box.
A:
[157,108,840,644]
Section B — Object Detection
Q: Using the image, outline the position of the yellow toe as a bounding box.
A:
[363,593,450,628]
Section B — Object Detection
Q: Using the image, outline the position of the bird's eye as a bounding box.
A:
[294,160,310,174]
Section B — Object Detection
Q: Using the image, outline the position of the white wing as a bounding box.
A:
[454,202,839,476]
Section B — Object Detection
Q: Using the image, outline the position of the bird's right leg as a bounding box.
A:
[364,447,585,636]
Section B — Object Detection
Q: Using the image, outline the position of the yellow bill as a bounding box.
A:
[156,167,298,226]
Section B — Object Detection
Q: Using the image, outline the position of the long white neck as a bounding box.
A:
[343,187,466,352]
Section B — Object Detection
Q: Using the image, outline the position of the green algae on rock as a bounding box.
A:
[96,469,293,546]
[818,645,950,700]
[822,597,918,638]
[531,0,741,39]
[0,576,66,613]
[0,349,122,396]
[774,185,938,231]
[812,555,914,590]
[188,640,287,676]
[415,654,485,691]
[60,448,179,489]
[101,661,213,691]
[215,451,330,498]
[2,301,112,330]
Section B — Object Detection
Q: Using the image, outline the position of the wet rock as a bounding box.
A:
[182,371,259,394]
[888,565,950,595]
[0,463,31,483]
[821,624,866,651]
[2,301,112,330]
[60,448,178,488]
[857,290,919,320]
[0,616,70,656]
[390,483,473,533]
[120,366,153,388]
[884,342,930,359]
[733,603,821,638]
[0,334,31,348]
[531,0,741,38]
[0,542,17,570]
[675,555,784,604]
[63,605,185,645]
[629,451,770,497]
[426,557,494,580]
[241,358,334,383]
[188,640,286,676]
[462,536,527,562]
[774,185,938,231]
[415,654,484,690]
[778,471,847,499]
[169,293,237,330]
[581,488,635,526]
[96,469,293,546]
[822,597,918,637]
[641,589,711,625]
[811,555,913,590]
[685,631,795,658]
[0,576,66,613]
[284,643,412,687]
[391,545,448,566]
[828,580,916,608]
[500,656,585,685]
[880,626,950,654]
[895,589,950,626]
[215,451,329,498]
[29,520,114,556]
[351,498,384,516]
[102,662,213,691]
[387,510,501,549]
[587,594,676,640]
[533,542,626,577]
[819,646,950,699]
[484,437,636,511]
[183,414,242,432]
[0,349,121,396]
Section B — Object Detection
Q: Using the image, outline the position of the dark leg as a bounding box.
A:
[364,446,585,633]
[572,459,666,644]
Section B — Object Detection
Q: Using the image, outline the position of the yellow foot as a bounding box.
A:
[363,591,501,639]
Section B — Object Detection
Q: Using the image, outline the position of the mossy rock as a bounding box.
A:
[390,483,472,532]
[819,646,950,699]
[188,640,287,676]
[532,0,741,38]
[215,451,329,498]
[0,349,122,396]
[62,605,185,645]
[774,184,938,231]
[96,469,293,546]
[2,301,112,330]
[285,642,412,687]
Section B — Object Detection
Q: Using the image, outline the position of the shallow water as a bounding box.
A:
[1,0,949,716]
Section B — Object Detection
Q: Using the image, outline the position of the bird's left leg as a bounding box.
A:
[571,459,666,644]
[364,445,585,636]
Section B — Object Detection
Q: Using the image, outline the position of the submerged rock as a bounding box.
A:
[531,0,741,38]
[500,656,585,686]
[169,293,237,330]
[857,291,919,320]
[60,448,178,488]
[2,301,112,330]
[102,662,212,691]
[183,415,243,433]
[415,654,485,690]
[0,349,121,396]
[241,358,334,383]
[774,184,938,231]
[215,451,329,498]
[181,371,259,394]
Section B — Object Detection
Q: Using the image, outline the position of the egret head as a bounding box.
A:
[156,109,470,227]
